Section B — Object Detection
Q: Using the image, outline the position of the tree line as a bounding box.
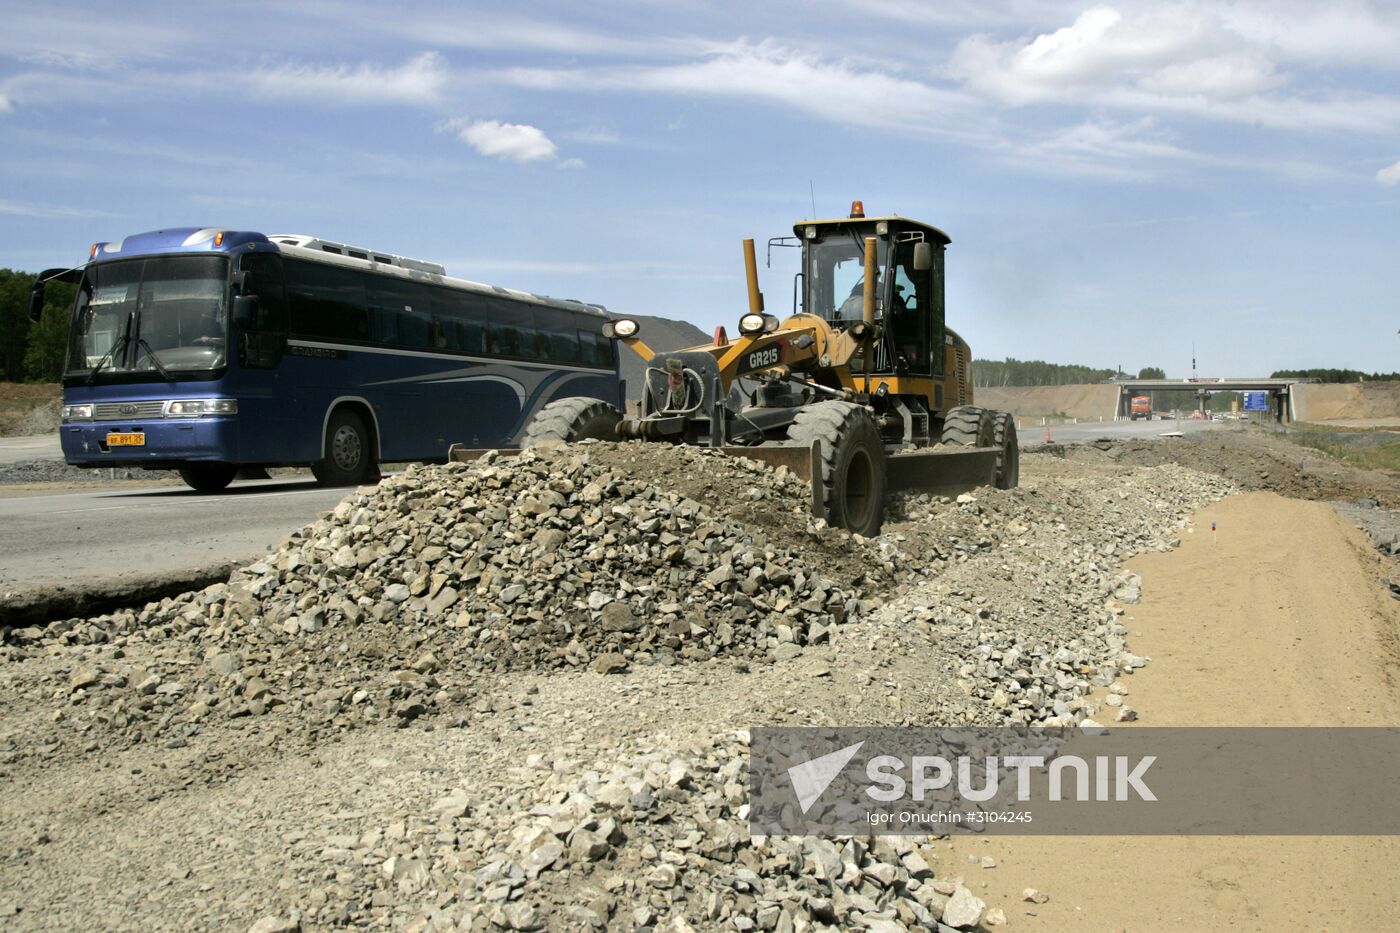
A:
[972,358,1165,387]
[1270,368,1400,383]
[0,269,74,383]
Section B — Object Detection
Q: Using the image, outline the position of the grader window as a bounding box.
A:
[806,232,888,323]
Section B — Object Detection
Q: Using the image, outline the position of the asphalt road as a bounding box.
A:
[0,433,62,465]
[0,478,353,612]
[1022,416,1228,445]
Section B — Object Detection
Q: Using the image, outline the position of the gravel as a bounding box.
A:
[0,459,175,485]
[4,444,865,753]
[0,443,1237,931]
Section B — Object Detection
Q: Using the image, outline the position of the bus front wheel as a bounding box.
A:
[179,463,237,492]
[313,409,375,486]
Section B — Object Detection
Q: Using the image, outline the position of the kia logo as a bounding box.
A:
[119,404,137,414]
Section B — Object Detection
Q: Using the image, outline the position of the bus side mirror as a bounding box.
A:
[913,242,933,272]
[28,285,45,323]
[232,294,258,328]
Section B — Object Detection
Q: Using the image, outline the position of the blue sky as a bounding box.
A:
[2,0,1398,376]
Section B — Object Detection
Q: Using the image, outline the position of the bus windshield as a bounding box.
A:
[67,255,230,378]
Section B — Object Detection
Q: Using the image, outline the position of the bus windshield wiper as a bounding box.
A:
[89,305,138,385]
[134,338,173,379]
[86,335,129,385]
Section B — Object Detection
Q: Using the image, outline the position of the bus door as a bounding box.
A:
[233,252,290,462]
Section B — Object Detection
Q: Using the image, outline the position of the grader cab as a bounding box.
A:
[457,201,1019,534]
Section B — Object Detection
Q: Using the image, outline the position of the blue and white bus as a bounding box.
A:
[31,227,621,491]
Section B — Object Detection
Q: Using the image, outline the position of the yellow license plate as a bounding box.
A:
[107,433,146,447]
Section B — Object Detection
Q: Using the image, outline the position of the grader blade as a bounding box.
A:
[885,446,1000,498]
[720,443,1000,521]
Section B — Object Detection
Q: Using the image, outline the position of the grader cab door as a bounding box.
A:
[888,238,944,377]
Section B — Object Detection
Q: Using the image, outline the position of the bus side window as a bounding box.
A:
[286,260,369,343]
[486,299,528,358]
[578,328,613,368]
[434,288,486,354]
[238,252,287,369]
[238,253,286,333]
[369,277,435,349]
[535,308,581,364]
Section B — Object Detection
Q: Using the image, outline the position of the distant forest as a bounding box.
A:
[972,358,1164,387]
[0,268,74,383]
[974,359,1400,388]
[1270,369,1400,383]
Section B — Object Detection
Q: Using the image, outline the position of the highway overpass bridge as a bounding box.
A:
[1114,378,1313,421]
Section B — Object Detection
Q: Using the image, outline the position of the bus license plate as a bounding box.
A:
[107,433,145,446]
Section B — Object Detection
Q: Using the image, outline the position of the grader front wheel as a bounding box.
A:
[523,397,622,446]
[785,400,887,536]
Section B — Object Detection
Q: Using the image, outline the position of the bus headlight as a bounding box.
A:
[62,404,93,420]
[165,398,239,417]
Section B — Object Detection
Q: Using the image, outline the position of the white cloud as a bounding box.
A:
[1136,53,1282,99]
[504,40,979,142]
[0,198,109,219]
[0,9,189,71]
[249,52,447,105]
[947,4,1400,134]
[951,6,1224,103]
[452,119,560,163]
[562,127,623,146]
[1379,159,1400,186]
[1219,1,1400,68]
[557,157,586,170]
[0,92,11,114]
[1005,117,1189,179]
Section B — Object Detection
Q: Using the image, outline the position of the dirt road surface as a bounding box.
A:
[952,491,1400,931]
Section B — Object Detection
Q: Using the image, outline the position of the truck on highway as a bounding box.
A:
[1129,395,1152,420]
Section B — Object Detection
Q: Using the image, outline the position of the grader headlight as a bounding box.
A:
[738,313,780,336]
[604,318,640,339]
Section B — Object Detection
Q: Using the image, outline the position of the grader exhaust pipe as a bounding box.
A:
[743,238,763,314]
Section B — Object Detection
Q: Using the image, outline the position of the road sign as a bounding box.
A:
[1243,391,1269,412]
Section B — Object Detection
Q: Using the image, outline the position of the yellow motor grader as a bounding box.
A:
[459,201,1018,535]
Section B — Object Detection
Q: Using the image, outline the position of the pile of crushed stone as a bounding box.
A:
[5,445,866,749]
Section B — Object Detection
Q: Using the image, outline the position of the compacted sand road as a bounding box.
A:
[953,491,1400,931]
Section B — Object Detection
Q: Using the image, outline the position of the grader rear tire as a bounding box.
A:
[523,397,621,446]
[991,410,1019,489]
[938,405,995,448]
[785,400,887,536]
